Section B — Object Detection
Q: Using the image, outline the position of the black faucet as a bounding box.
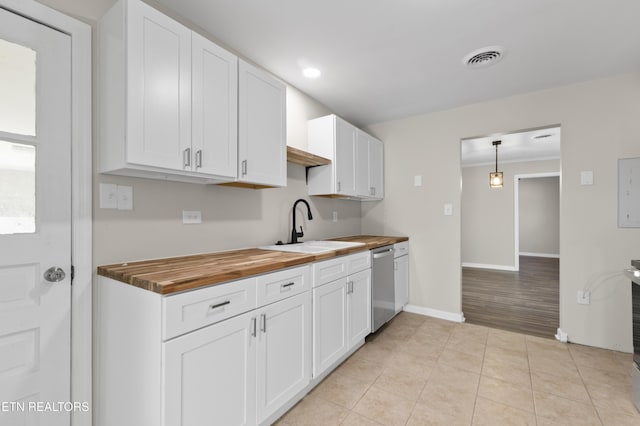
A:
[290,199,313,244]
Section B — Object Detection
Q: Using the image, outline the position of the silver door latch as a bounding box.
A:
[44,267,65,282]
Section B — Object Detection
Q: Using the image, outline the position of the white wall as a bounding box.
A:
[461,160,559,268]
[365,73,640,352]
[519,176,560,256]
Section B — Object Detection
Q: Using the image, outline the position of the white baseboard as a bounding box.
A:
[461,262,517,271]
[404,304,465,323]
[519,252,560,259]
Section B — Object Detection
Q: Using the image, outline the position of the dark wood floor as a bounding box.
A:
[462,256,559,338]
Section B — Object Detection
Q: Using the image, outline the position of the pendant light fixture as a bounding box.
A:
[489,140,503,188]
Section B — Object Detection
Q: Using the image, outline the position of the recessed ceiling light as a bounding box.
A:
[303,67,321,79]
[462,46,506,68]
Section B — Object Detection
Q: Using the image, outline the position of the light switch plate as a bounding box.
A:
[117,185,133,210]
[444,203,453,216]
[414,175,423,187]
[183,210,202,224]
[332,211,338,222]
[99,183,117,209]
[580,171,593,185]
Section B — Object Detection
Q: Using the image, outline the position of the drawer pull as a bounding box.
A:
[260,313,266,333]
[209,300,231,311]
[280,282,295,292]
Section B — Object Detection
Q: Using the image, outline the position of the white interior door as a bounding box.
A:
[0,7,71,425]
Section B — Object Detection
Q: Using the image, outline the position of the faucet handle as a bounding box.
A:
[297,226,304,238]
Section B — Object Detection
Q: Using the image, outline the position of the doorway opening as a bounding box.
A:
[460,126,560,338]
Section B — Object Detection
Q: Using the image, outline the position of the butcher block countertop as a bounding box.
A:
[97,235,408,295]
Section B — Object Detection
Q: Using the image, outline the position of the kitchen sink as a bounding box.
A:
[260,240,365,254]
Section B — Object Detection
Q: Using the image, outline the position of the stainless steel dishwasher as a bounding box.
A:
[371,245,395,332]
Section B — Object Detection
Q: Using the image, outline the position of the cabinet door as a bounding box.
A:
[394,255,409,313]
[163,310,256,426]
[192,32,237,178]
[238,59,287,187]
[355,130,370,197]
[334,116,356,196]
[312,278,348,377]
[348,269,371,348]
[127,0,191,170]
[256,292,311,423]
[368,136,384,199]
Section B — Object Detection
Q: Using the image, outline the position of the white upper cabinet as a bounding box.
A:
[238,59,287,187]
[356,130,384,200]
[126,0,191,171]
[191,32,238,179]
[368,136,384,199]
[99,0,284,187]
[99,0,237,183]
[307,114,383,199]
[307,115,357,197]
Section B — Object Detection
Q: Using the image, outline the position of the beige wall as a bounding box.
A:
[365,73,640,351]
[461,160,559,267]
[519,176,560,256]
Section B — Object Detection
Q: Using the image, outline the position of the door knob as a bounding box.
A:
[44,267,66,282]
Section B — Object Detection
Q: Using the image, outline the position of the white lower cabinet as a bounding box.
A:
[394,242,409,313]
[312,278,348,376]
[256,292,311,423]
[97,254,376,426]
[162,289,311,426]
[394,255,409,313]
[165,292,311,426]
[164,310,257,426]
[348,269,372,348]
[312,266,371,378]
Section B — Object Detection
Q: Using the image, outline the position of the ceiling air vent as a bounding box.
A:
[463,46,505,68]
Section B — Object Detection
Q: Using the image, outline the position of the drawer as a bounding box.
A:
[256,265,311,306]
[394,241,409,258]
[312,256,348,287]
[346,250,371,275]
[163,277,257,340]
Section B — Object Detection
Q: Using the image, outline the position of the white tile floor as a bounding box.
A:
[276,312,639,425]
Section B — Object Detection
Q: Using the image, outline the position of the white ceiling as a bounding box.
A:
[149,0,640,126]
[461,127,560,167]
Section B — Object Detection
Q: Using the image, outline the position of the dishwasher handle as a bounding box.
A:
[372,248,395,259]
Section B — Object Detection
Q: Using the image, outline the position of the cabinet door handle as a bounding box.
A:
[195,149,202,169]
[209,300,230,311]
[251,317,257,337]
[241,160,247,176]
[337,181,341,192]
[280,282,295,292]
[347,281,353,294]
[260,313,266,333]
[183,148,191,168]
[394,261,398,271]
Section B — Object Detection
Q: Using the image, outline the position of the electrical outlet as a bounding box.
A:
[99,183,117,209]
[444,203,453,216]
[577,290,590,305]
[117,185,133,210]
[182,210,202,224]
[332,211,338,222]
